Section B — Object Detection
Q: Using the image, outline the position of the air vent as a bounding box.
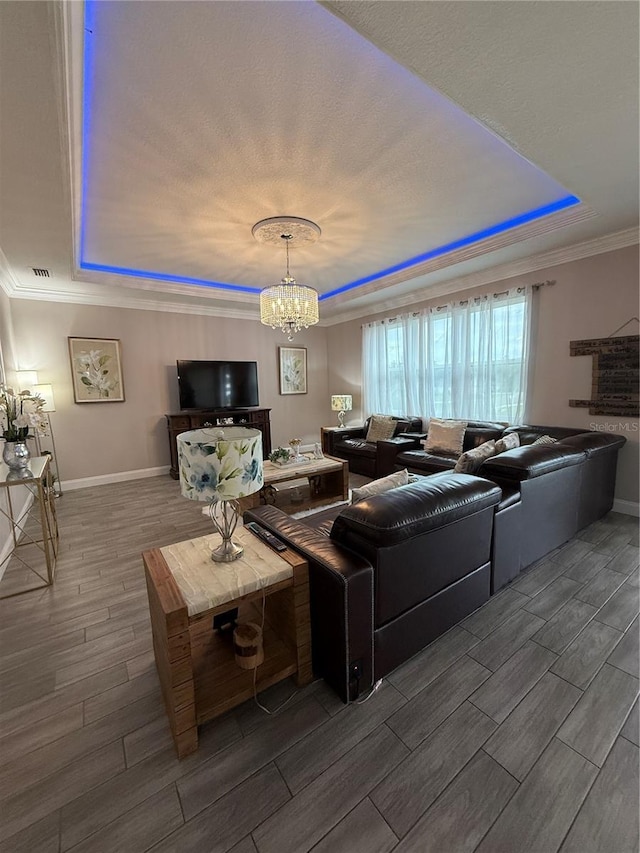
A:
[32,268,50,277]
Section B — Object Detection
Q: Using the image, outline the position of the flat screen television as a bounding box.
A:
[177,360,259,410]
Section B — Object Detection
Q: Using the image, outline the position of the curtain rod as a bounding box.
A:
[365,280,557,325]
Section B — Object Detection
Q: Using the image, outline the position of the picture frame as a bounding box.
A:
[278,346,307,395]
[68,337,125,403]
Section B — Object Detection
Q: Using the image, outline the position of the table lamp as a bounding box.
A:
[16,371,39,390]
[331,394,352,428]
[177,427,263,562]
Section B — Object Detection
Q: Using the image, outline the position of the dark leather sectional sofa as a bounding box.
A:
[380,423,626,588]
[244,422,626,703]
[246,473,501,702]
[324,415,423,477]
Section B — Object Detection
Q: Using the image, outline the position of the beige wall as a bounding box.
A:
[327,244,640,506]
[7,301,330,481]
[528,245,639,506]
[0,288,16,379]
[4,244,639,506]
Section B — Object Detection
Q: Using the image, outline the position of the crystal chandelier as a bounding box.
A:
[253,217,320,341]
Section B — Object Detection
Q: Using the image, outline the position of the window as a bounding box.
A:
[363,288,531,423]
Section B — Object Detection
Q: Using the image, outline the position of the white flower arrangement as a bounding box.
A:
[0,384,47,442]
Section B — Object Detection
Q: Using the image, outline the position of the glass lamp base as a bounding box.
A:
[337,411,346,428]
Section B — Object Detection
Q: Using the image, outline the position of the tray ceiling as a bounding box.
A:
[0,1,637,321]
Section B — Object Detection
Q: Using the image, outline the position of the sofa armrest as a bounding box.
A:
[377,437,421,476]
[559,432,626,457]
[335,426,366,439]
[398,417,424,434]
[504,424,590,443]
[324,425,366,456]
[479,444,585,483]
[243,506,374,702]
[397,432,428,442]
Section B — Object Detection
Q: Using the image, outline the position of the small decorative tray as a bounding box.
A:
[271,455,314,467]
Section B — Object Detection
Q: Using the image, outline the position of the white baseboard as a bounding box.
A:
[61,465,171,492]
[612,498,639,517]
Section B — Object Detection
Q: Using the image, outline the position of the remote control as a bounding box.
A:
[245,522,287,552]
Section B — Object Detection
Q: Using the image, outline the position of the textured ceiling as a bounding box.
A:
[0,1,638,321]
[81,0,572,295]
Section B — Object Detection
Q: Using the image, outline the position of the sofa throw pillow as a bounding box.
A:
[365,415,396,443]
[454,440,497,474]
[532,434,558,446]
[351,468,409,504]
[495,432,520,454]
[422,418,467,455]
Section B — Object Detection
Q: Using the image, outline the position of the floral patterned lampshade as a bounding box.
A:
[177,427,264,562]
[331,394,352,428]
[177,427,263,502]
[331,395,353,413]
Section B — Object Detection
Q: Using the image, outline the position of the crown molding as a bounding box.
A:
[320,226,640,326]
[0,249,22,297]
[324,201,597,307]
[69,200,596,310]
[3,227,637,327]
[72,265,257,304]
[12,3,634,328]
[50,0,83,275]
[2,279,261,321]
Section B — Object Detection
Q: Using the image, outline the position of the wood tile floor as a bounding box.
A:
[0,476,638,852]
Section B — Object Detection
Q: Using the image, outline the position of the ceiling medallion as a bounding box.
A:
[252,216,321,246]
[254,217,320,341]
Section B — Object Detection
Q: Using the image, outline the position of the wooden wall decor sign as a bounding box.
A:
[569,335,639,416]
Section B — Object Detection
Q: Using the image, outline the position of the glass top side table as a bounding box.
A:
[0,455,59,599]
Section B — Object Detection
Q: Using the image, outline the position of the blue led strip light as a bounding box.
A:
[80,1,579,301]
[79,0,96,266]
[80,262,261,294]
[80,2,258,296]
[319,194,581,301]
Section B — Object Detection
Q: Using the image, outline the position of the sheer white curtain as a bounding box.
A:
[363,287,532,423]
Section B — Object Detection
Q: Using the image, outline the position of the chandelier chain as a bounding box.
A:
[284,234,292,282]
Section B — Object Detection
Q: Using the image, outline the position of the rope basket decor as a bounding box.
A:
[233,622,264,670]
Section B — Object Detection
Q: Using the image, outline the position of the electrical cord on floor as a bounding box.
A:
[250,585,298,716]
[355,678,383,704]
[247,582,380,711]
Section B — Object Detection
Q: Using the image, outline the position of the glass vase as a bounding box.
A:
[2,440,31,471]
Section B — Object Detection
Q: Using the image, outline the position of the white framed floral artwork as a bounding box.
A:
[278,346,307,395]
[68,337,125,403]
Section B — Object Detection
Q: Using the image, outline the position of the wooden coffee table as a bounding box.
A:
[259,454,349,514]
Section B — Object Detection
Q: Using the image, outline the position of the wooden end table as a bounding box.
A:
[143,526,312,758]
[320,426,345,455]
